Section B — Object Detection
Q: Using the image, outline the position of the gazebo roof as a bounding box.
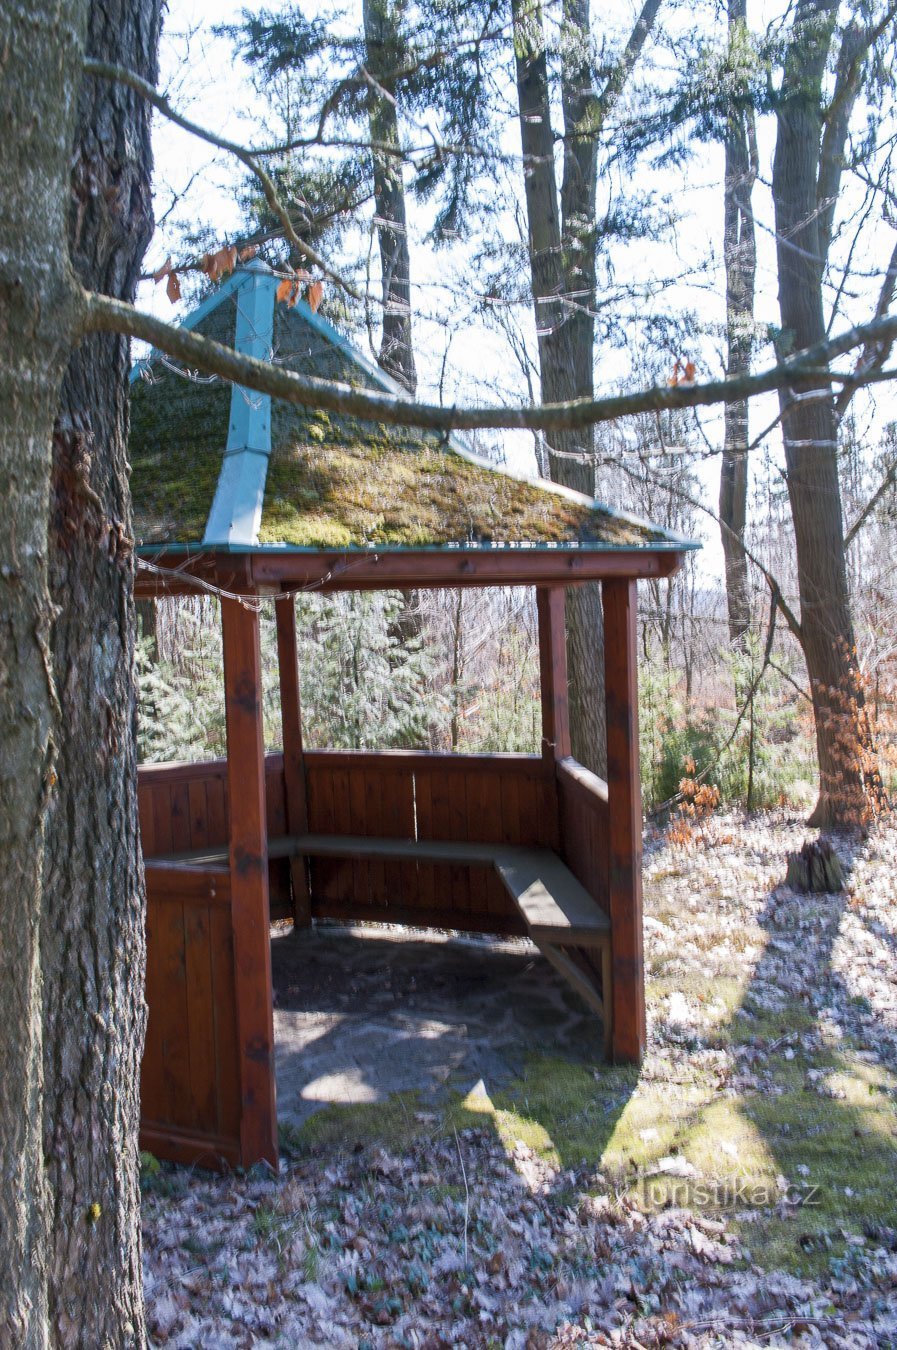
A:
[128,262,698,561]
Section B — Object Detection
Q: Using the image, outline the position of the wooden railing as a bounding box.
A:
[301,750,557,935]
[555,757,610,915]
[138,754,292,919]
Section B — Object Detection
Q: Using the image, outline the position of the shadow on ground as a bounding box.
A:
[270,827,897,1276]
[272,923,611,1128]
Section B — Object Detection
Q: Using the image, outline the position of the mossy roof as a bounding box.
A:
[128,268,696,555]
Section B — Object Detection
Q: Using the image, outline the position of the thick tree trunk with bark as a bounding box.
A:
[0,3,87,1345]
[772,0,879,825]
[719,0,756,650]
[364,0,418,394]
[511,0,606,774]
[41,0,162,1343]
[510,0,662,776]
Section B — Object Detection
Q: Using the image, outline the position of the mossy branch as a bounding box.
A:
[84,288,897,436]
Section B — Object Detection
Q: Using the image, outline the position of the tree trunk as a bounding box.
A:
[0,3,87,1345]
[772,0,879,825]
[41,0,162,1344]
[719,0,756,650]
[364,0,418,394]
[511,0,606,774]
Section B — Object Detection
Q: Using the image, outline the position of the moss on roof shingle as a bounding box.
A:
[128,276,678,553]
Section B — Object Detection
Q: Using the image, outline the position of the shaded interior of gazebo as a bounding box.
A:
[132,262,696,1170]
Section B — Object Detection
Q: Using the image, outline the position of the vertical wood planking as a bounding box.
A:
[221,597,278,1168]
[138,785,156,858]
[157,897,194,1129]
[210,900,241,1141]
[447,771,471,914]
[347,765,371,909]
[382,769,416,911]
[328,766,355,903]
[275,596,312,925]
[151,784,174,856]
[183,904,217,1131]
[602,578,645,1064]
[413,770,437,915]
[188,779,209,850]
[170,781,191,852]
[364,767,388,908]
[308,763,339,903]
[206,773,228,845]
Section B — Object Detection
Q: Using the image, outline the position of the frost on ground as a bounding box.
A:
[142,814,897,1348]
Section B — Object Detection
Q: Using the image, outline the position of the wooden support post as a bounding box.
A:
[275,595,312,927]
[222,597,278,1168]
[602,578,646,1064]
[536,586,571,761]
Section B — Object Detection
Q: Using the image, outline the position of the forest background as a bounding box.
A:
[137,0,897,821]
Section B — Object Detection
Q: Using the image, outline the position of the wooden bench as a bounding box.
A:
[150,833,612,1055]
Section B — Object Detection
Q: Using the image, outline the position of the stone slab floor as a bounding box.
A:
[271,921,599,1127]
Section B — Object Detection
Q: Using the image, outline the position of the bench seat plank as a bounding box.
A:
[495,850,610,945]
[147,832,610,944]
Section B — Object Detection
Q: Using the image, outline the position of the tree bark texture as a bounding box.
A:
[719,0,756,650]
[511,0,606,774]
[511,0,662,776]
[364,0,418,394]
[772,0,879,824]
[0,2,88,1345]
[41,0,162,1344]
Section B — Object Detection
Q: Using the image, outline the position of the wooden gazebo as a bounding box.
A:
[131,261,697,1169]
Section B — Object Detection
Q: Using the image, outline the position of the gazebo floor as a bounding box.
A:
[272,921,599,1130]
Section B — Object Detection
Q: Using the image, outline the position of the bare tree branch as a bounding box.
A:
[83,288,897,436]
[83,57,365,303]
[845,453,897,548]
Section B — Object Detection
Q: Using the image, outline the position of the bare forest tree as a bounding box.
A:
[510,0,663,776]
[771,0,891,824]
[719,0,757,651]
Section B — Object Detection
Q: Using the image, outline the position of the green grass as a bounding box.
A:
[281,1022,897,1279]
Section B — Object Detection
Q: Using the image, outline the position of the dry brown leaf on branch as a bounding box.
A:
[307,279,324,313]
[166,270,181,303]
[275,276,293,304]
[238,244,259,262]
[202,246,238,283]
[152,257,173,284]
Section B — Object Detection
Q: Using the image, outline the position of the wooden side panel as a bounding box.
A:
[556,758,610,910]
[137,756,289,918]
[140,865,241,1169]
[602,578,645,1064]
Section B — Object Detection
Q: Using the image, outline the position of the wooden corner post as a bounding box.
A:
[221,597,278,1167]
[536,586,571,762]
[602,578,646,1064]
[275,595,312,926]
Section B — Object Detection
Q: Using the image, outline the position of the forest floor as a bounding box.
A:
[141,812,897,1348]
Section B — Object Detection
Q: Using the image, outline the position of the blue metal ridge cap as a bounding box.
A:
[129,267,256,385]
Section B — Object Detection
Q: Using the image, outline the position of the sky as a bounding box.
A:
[136,0,897,582]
